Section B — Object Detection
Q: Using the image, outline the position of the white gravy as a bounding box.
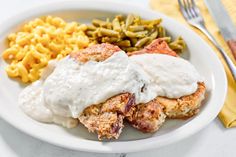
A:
[19,51,202,123]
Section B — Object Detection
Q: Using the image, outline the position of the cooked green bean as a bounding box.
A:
[157,26,166,37]
[135,31,148,37]
[135,37,150,48]
[133,15,141,24]
[86,14,186,52]
[125,30,147,38]
[161,37,171,43]
[112,18,121,32]
[141,19,162,25]
[125,14,134,29]
[105,18,112,29]
[101,37,119,43]
[92,19,107,27]
[169,43,183,50]
[169,37,186,52]
[115,40,131,47]
[149,30,158,40]
[123,47,138,52]
[130,38,138,46]
[98,28,119,37]
[124,31,137,38]
[128,26,144,32]
[92,19,111,28]
[87,25,97,31]
[86,31,96,37]
[115,14,125,21]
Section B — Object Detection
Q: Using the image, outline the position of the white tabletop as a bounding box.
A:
[0,0,236,157]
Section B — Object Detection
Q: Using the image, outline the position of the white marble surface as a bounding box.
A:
[0,0,236,157]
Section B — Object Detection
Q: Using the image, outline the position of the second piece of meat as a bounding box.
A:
[79,93,135,140]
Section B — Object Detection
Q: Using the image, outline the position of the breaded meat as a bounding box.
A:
[72,38,205,139]
[126,39,205,131]
[126,99,166,133]
[157,82,206,119]
[79,93,135,140]
[70,43,121,62]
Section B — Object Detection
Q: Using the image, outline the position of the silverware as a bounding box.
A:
[205,0,236,61]
[178,0,236,81]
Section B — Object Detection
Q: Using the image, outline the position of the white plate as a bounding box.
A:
[0,0,227,153]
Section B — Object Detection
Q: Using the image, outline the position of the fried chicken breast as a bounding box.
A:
[126,99,166,133]
[79,93,135,140]
[71,38,205,139]
[157,82,206,119]
[126,39,205,131]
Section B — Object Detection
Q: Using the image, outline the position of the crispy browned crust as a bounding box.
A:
[79,93,135,140]
[70,43,121,62]
[126,99,166,133]
[157,82,206,119]
[126,82,205,133]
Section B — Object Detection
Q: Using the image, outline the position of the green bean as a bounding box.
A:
[141,19,162,25]
[101,37,119,43]
[133,15,141,24]
[123,47,138,52]
[157,26,166,37]
[106,18,110,22]
[144,25,155,31]
[92,19,107,27]
[105,18,112,29]
[128,26,144,32]
[125,30,147,38]
[92,19,111,28]
[125,14,134,29]
[86,31,96,37]
[115,14,125,21]
[169,43,184,50]
[115,40,131,47]
[112,18,121,32]
[124,31,137,38]
[161,37,171,43]
[98,28,119,37]
[119,31,126,39]
[86,14,186,53]
[135,37,150,48]
[168,37,186,52]
[135,31,148,37]
[87,25,97,31]
[130,38,138,46]
[149,30,158,40]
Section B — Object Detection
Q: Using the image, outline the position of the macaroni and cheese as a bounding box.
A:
[2,16,89,83]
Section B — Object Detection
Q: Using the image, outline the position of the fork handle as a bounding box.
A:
[197,25,236,81]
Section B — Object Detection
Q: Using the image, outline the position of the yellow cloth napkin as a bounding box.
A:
[150,0,236,128]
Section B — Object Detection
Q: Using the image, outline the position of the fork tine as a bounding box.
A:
[178,0,189,19]
[183,0,194,19]
[186,0,196,18]
[190,0,200,17]
[191,0,197,8]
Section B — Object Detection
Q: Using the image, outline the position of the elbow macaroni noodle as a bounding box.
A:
[2,16,89,83]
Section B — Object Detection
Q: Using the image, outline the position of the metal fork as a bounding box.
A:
[178,0,236,81]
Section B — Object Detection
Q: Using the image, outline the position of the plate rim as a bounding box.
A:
[0,0,227,153]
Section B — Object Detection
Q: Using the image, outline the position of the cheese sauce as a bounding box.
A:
[19,51,202,123]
